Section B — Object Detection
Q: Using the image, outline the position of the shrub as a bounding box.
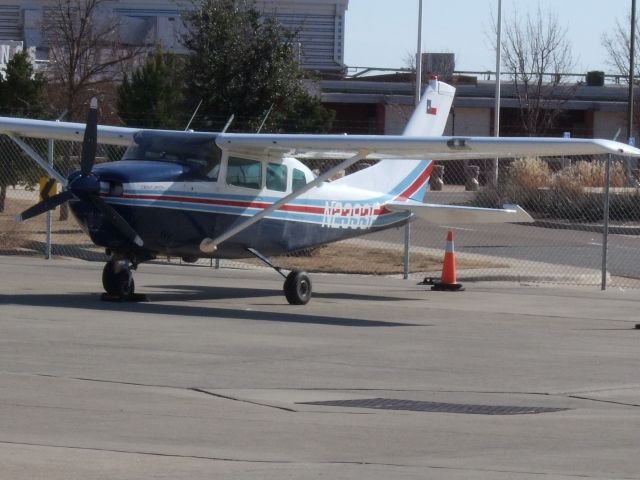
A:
[552,160,626,191]
[475,157,552,212]
[509,157,552,190]
[473,157,640,221]
[550,160,630,220]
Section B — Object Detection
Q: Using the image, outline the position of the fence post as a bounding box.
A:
[403,222,410,280]
[601,154,611,290]
[45,138,54,259]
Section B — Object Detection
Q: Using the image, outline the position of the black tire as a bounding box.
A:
[102,261,135,297]
[283,270,312,305]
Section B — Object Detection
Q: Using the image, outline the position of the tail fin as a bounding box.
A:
[403,76,455,137]
[333,76,455,201]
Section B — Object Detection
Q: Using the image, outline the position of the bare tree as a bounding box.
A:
[43,0,142,219]
[501,7,576,136]
[602,14,640,82]
[43,0,141,121]
[602,14,640,135]
[602,14,640,183]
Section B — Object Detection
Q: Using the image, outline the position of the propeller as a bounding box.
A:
[16,190,74,222]
[16,98,144,247]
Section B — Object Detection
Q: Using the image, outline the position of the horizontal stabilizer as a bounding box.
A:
[386,202,534,224]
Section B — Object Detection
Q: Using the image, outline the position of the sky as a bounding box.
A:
[344,0,631,74]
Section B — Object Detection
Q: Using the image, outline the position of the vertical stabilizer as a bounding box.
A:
[333,77,455,201]
[403,76,456,137]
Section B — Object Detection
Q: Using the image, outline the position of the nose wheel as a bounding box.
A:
[102,260,135,298]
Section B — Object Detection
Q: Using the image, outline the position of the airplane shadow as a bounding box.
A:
[0,289,422,328]
[150,284,415,303]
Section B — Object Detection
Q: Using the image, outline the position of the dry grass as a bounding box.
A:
[0,200,31,250]
[0,225,26,250]
[265,242,504,275]
[552,160,627,193]
[0,196,86,251]
[509,157,552,190]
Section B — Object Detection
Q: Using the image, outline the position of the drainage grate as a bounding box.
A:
[299,398,569,415]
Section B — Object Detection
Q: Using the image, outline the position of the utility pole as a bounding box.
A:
[405,0,424,280]
[415,0,423,105]
[626,0,637,186]
[628,0,636,145]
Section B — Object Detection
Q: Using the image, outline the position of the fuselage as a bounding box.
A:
[69,131,418,260]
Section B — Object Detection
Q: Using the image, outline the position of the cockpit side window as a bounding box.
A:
[226,156,262,189]
[292,168,307,191]
[266,163,287,192]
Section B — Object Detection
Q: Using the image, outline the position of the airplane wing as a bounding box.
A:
[385,202,534,224]
[0,117,138,146]
[2,116,639,159]
[216,133,640,160]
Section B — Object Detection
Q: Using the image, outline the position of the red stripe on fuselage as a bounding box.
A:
[123,194,326,214]
[118,193,393,217]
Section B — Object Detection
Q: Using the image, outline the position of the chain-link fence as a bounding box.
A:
[2,134,640,289]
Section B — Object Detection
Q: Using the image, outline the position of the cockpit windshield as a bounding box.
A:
[122,131,222,179]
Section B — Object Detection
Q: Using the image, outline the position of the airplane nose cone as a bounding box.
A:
[69,172,100,197]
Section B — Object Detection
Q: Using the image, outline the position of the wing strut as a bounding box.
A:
[200,150,369,253]
[6,133,68,186]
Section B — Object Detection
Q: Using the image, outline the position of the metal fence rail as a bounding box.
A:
[1,135,640,289]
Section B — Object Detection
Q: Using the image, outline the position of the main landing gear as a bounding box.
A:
[283,270,312,305]
[246,248,312,305]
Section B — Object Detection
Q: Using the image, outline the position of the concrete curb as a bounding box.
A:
[532,220,640,235]
[416,269,607,286]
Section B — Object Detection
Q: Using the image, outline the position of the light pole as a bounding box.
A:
[628,0,636,145]
[491,0,503,186]
[415,0,424,105]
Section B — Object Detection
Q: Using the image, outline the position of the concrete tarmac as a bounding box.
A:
[0,255,639,479]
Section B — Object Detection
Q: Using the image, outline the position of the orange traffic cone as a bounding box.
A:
[432,230,464,291]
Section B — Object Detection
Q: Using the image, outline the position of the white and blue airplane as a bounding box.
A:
[2,76,639,304]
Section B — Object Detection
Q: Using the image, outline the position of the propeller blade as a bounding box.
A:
[15,190,74,222]
[80,97,98,176]
[89,195,143,247]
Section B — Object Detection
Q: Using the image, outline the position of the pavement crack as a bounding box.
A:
[3,441,635,478]
[32,373,299,412]
[190,388,297,412]
[0,440,290,464]
[34,373,180,391]
[566,395,640,408]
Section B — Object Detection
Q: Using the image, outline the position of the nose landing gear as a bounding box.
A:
[101,258,147,302]
[102,260,135,297]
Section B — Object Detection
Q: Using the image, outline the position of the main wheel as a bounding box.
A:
[283,270,312,305]
[102,261,135,297]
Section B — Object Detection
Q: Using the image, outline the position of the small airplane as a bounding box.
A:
[2,76,639,304]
